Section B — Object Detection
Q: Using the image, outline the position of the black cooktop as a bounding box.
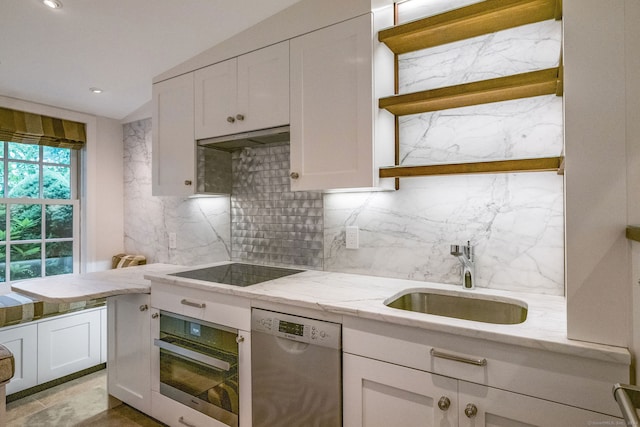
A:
[170,263,304,287]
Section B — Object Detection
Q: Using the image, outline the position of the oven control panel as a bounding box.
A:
[251,308,341,349]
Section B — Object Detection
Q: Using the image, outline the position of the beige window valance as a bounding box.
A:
[0,107,86,150]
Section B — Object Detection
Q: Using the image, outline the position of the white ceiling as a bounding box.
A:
[0,0,301,120]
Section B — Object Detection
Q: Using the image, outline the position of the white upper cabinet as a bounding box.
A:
[152,72,196,197]
[289,12,395,191]
[195,41,290,140]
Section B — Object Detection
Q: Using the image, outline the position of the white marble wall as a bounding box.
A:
[323,3,565,295]
[123,119,231,266]
[324,173,564,295]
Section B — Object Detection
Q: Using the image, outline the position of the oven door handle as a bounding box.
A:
[154,339,231,371]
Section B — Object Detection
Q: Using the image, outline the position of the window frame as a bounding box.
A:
[0,142,80,286]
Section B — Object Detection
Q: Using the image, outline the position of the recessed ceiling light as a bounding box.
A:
[42,0,63,9]
[89,87,103,94]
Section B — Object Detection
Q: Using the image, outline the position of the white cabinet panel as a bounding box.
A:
[152,72,196,196]
[458,381,621,427]
[344,353,457,427]
[236,41,289,133]
[290,12,394,191]
[107,294,151,414]
[0,323,37,395]
[195,41,289,140]
[344,352,622,427]
[195,58,238,139]
[37,309,101,384]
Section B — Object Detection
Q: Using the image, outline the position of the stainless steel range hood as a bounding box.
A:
[197,125,290,152]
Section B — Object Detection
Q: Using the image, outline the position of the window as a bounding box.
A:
[0,141,78,282]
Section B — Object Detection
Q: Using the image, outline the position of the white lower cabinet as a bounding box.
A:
[343,316,627,427]
[0,323,37,395]
[457,381,618,427]
[344,353,458,427]
[107,294,151,414]
[0,307,105,395]
[37,308,102,384]
[344,353,620,427]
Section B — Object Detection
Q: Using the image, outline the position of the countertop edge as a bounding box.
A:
[145,270,632,366]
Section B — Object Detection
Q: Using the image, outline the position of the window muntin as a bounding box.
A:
[0,141,78,283]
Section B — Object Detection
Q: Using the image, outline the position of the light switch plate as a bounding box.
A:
[346,226,359,249]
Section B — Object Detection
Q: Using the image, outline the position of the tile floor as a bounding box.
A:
[6,369,165,426]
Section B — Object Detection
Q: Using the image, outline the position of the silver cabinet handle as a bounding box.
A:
[181,299,206,309]
[151,312,159,319]
[236,335,245,343]
[464,403,478,418]
[437,396,451,411]
[290,172,299,179]
[139,304,148,312]
[430,348,487,366]
[178,416,196,427]
[226,116,235,123]
[235,114,245,121]
[154,338,230,371]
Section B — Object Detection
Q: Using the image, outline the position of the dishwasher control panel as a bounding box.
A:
[251,308,341,349]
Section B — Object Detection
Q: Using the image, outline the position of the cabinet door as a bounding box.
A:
[194,58,238,140]
[152,72,196,196]
[236,41,289,133]
[290,14,376,191]
[107,294,151,414]
[458,381,622,427]
[343,353,458,427]
[37,309,102,384]
[0,323,37,395]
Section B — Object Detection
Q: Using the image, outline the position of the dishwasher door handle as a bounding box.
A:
[154,339,230,371]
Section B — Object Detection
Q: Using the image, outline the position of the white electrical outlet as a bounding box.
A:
[346,226,359,249]
[169,232,177,249]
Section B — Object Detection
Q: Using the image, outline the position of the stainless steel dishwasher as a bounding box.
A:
[251,308,342,427]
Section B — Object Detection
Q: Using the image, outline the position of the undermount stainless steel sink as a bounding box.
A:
[384,290,528,325]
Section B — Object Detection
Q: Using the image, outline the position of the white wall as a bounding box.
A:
[564,0,631,347]
[90,117,124,271]
[0,95,125,274]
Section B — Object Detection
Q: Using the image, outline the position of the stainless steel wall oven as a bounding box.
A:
[154,311,241,427]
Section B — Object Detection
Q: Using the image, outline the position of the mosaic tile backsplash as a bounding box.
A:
[230,143,323,269]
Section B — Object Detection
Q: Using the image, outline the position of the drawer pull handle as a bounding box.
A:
[430,348,487,366]
[178,416,196,427]
[155,339,231,371]
[437,396,451,411]
[181,299,206,309]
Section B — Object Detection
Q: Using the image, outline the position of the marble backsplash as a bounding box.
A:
[123,119,231,266]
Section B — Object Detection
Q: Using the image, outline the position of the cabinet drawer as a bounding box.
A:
[151,283,250,330]
[152,391,229,427]
[343,316,628,416]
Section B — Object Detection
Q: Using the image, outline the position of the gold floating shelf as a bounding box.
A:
[379,0,562,55]
[626,226,640,242]
[379,157,564,178]
[379,68,562,116]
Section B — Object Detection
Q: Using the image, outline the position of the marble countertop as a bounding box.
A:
[11,262,630,365]
[146,262,630,365]
[11,263,179,302]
